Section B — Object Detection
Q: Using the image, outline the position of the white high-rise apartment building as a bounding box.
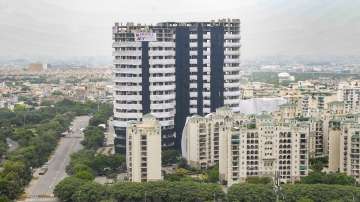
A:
[338,80,360,113]
[182,107,309,186]
[126,114,162,182]
[112,19,241,153]
[182,107,247,169]
[221,120,309,186]
[328,114,360,182]
[339,123,360,182]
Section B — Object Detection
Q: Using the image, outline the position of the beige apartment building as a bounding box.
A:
[182,107,309,186]
[338,80,360,113]
[276,89,339,159]
[182,107,248,169]
[328,114,360,182]
[220,120,309,186]
[240,82,279,99]
[126,114,162,182]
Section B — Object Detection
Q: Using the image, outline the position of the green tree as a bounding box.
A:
[13,104,26,112]
[66,149,125,177]
[206,165,219,183]
[301,172,356,185]
[0,100,96,200]
[109,181,225,202]
[81,126,104,150]
[73,164,93,175]
[246,176,272,184]
[297,197,315,202]
[0,178,22,200]
[282,184,360,202]
[12,128,34,146]
[0,195,11,202]
[1,160,31,186]
[88,104,113,127]
[162,149,181,166]
[75,171,95,181]
[72,182,106,202]
[309,157,328,171]
[228,184,276,202]
[0,140,8,157]
[54,177,87,202]
[51,90,64,96]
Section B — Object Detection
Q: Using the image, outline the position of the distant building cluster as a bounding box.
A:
[0,67,112,108]
[27,63,48,73]
[181,79,360,185]
[123,79,360,185]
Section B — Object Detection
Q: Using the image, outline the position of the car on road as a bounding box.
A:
[39,167,48,175]
[39,165,48,175]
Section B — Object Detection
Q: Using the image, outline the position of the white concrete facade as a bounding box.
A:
[112,19,241,151]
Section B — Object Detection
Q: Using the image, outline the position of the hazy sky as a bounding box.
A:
[0,0,359,60]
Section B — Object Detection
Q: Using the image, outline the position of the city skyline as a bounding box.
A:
[1,1,360,201]
[0,0,360,60]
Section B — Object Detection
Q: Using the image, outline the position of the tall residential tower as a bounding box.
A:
[126,114,162,182]
[112,19,241,153]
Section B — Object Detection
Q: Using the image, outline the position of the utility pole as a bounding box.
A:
[23,112,26,126]
[273,170,281,202]
[97,96,100,112]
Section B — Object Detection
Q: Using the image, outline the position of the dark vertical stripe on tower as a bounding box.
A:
[197,24,204,116]
[210,26,225,112]
[175,26,190,149]
[141,41,150,114]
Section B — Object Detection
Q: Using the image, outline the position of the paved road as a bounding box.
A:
[6,137,19,152]
[106,118,115,146]
[1,138,19,164]
[97,118,116,155]
[22,116,90,202]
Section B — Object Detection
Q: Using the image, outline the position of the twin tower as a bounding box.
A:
[112,19,241,153]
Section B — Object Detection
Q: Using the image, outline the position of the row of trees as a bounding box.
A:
[55,179,224,202]
[66,149,125,180]
[0,99,100,201]
[228,183,360,202]
[82,126,106,150]
[0,112,74,200]
[0,129,9,158]
[54,178,360,202]
[81,103,113,150]
[301,171,356,185]
[0,99,98,128]
[88,103,113,127]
